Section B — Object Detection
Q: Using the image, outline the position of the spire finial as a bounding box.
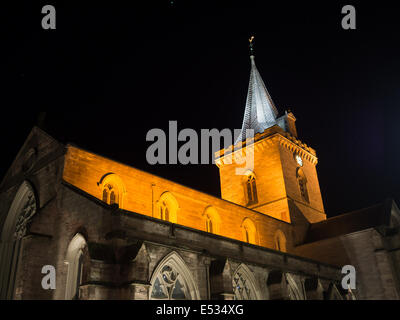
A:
[249,36,255,57]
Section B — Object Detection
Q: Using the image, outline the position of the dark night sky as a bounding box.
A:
[2,1,400,218]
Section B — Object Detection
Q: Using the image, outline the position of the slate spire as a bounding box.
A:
[236,37,279,144]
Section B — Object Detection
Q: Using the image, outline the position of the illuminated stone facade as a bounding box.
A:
[1,56,400,300]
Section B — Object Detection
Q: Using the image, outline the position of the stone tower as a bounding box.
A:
[215,40,326,224]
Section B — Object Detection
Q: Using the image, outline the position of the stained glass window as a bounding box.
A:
[150,265,189,300]
[151,277,168,299]
[233,272,252,300]
[171,280,186,300]
[232,265,259,300]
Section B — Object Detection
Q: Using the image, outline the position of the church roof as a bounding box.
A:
[304,199,399,244]
[236,54,279,144]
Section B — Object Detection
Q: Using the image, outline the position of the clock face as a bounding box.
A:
[295,154,303,167]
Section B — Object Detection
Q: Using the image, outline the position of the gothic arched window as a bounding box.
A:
[157,192,179,224]
[0,181,37,300]
[99,173,126,209]
[150,252,200,300]
[232,264,261,300]
[244,172,258,205]
[65,234,87,300]
[203,206,221,235]
[102,184,119,206]
[241,218,257,245]
[151,265,188,300]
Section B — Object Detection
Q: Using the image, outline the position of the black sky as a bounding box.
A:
[2,1,400,217]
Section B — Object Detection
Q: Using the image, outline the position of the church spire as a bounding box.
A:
[235,37,279,144]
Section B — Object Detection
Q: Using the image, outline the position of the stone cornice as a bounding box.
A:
[277,133,318,165]
[215,126,318,168]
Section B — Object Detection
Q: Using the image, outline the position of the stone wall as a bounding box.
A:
[20,182,343,300]
[62,146,296,253]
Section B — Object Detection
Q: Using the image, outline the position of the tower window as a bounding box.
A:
[245,173,258,205]
[299,179,309,202]
[296,169,309,203]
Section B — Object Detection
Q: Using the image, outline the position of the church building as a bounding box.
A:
[1,44,400,300]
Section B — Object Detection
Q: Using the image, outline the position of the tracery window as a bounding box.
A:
[232,264,260,300]
[151,265,188,300]
[233,271,252,300]
[102,184,119,206]
[99,173,126,209]
[150,252,200,300]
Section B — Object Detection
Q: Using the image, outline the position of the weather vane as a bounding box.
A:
[249,36,255,56]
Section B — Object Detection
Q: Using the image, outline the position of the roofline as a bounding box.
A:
[0,126,64,190]
[64,143,292,226]
[311,199,393,227]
